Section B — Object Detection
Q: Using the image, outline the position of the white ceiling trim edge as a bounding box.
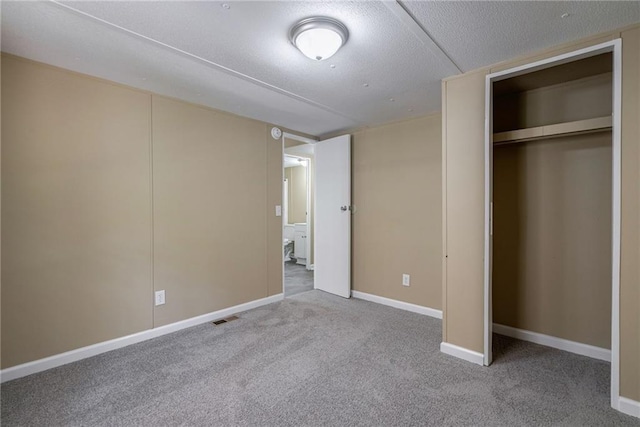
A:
[48,0,364,127]
[382,0,462,76]
[283,132,317,145]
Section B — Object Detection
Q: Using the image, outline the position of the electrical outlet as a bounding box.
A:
[275,205,282,217]
[402,274,410,287]
[155,290,166,306]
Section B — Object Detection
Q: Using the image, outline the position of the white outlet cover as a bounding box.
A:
[275,205,282,217]
[155,290,166,306]
[402,274,410,287]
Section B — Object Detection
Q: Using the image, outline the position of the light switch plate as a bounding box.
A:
[275,205,282,217]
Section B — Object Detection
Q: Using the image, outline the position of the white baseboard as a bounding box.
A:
[493,323,611,362]
[0,293,284,383]
[618,397,640,418]
[440,342,484,365]
[351,291,442,319]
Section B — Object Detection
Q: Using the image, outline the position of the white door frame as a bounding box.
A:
[283,153,312,266]
[483,39,622,410]
[282,132,316,294]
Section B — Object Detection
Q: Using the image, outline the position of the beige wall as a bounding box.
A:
[494,73,612,132]
[151,96,269,327]
[493,132,612,349]
[1,55,288,367]
[442,25,640,401]
[352,115,442,309]
[1,55,153,367]
[284,165,307,225]
[442,70,487,351]
[620,26,640,402]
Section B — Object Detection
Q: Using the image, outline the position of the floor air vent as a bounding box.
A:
[212,315,239,326]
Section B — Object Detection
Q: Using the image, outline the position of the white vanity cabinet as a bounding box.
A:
[294,223,307,266]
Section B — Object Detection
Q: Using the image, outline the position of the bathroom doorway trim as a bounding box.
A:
[282,132,317,295]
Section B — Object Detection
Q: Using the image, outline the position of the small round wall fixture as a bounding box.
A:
[271,127,282,140]
[289,17,349,61]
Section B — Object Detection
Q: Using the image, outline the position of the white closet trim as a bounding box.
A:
[440,343,484,365]
[484,39,622,414]
[493,324,611,362]
[619,397,640,418]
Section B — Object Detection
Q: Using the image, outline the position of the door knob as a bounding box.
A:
[340,206,348,211]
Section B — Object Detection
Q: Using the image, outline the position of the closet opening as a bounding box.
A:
[484,41,621,408]
[283,136,315,297]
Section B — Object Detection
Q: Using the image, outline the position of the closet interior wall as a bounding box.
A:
[492,53,613,350]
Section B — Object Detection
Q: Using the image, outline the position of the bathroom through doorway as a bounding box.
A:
[283,137,315,297]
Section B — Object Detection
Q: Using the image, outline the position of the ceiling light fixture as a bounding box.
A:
[289,17,349,61]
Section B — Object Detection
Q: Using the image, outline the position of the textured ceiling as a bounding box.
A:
[2,1,639,137]
[402,1,640,72]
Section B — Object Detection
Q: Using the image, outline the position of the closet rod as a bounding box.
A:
[493,115,612,146]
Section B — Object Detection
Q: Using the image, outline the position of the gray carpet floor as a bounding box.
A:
[284,261,314,297]
[2,291,638,426]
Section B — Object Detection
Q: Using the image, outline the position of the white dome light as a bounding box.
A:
[290,17,349,61]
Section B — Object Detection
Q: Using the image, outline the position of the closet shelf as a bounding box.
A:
[493,116,612,145]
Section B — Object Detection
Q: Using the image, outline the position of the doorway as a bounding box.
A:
[483,40,622,408]
[280,132,352,299]
[283,136,315,297]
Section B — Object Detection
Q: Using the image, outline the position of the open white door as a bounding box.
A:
[314,134,351,298]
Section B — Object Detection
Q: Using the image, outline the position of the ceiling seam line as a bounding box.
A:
[383,0,462,75]
[47,0,366,126]
[396,1,463,73]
